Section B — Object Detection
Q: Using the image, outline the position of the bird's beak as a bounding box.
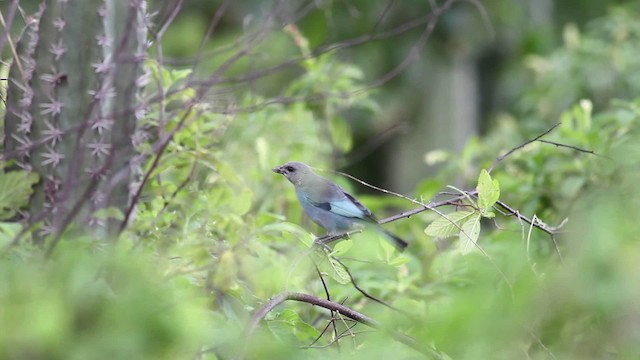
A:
[272,166,283,174]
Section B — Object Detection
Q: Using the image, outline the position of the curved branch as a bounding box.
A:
[242,291,442,359]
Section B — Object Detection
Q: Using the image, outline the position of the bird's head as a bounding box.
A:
[272,161,314,186]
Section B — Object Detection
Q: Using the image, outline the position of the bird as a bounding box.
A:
[272,161,408,251]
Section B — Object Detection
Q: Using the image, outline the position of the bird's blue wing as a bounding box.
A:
[328,192,374,220]
[302,183,374,220]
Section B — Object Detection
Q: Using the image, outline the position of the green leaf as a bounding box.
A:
[312,250,351,284]
[267,309,320,343]
[424,211,475,238]
[477,169,500,213]
[330,239,353,256]
[458,214,481,254]
[311,247,351,284]
[0,222,22,247]
[0,171,39,220]
[328,255,350,284]
[329,117,352,153]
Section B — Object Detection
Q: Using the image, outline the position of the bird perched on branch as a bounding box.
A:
[272,161,408,251]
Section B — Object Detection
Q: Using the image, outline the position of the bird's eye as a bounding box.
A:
[286,166,295,172]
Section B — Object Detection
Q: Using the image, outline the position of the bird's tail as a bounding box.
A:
[380,228,408,251]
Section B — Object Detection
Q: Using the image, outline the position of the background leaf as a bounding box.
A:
[0,171,39,220]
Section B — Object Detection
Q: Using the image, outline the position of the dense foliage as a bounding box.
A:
[1,2,640,360]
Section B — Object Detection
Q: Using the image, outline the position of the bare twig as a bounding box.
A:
[537,139,601,156]
[314,265,340,350]
[354,0,457,95]
[327,168,428,209]
[488,123,560,174]
[339,121,407,168]
[494,199,568,236]
[306,315,351,349]
[371,0,396,33]
[380,192,473,224]
[187,0,231,78]
[302,328,372,349]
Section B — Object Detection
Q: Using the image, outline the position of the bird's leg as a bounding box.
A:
[314,230,362,246]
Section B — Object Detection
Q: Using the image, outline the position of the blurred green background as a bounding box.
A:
[2,0,640,359]
[151,0,636,191]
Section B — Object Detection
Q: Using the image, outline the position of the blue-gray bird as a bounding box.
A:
[273,161,408,251]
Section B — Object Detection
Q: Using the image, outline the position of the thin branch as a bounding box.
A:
[339,121,407,168]
[488,123,560,174]
[494,199,567,236]
[353,0,457,95]
[195,0,457,90]
[302,327,371,349]
[537,139,601,156]
[187,0,231,78]
[380,193,473,224]
[327,169,427,209]
[371,0,396,33]
[306,315,347,349]
[314,265,340,350]
[461,0,495,40]
[154,0,184,40]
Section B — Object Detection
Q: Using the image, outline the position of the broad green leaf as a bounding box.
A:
[458,214,481,254]
[330,239,353,256]
[312,250,351,284]
[328,255,350,284]
[267,309,320,343]
[424,211,475,238]
[477,169,500,213]
[310,248,350,284]
[0,171,39,220]
[329,117,352,153]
